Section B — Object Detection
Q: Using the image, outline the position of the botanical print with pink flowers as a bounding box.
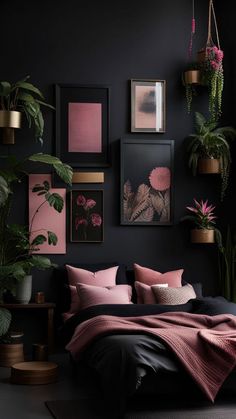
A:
[71,190,103,242]
[123,166,171,223]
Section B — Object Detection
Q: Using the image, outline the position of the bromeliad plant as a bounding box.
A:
[0,75,54,143]
[0,153,72,334]
[183,199,217,230]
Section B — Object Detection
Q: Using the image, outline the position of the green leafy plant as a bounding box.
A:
[0,307,11,339]
[186,112,236,200]
[215,227,236,302]
[0,76,54,143]
[0,153,72,300]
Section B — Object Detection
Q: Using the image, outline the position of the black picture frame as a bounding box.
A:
[55,84,110,167]
[70,189,104,242]
[120,137,174,225]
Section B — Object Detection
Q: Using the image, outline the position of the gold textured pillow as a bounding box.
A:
[152,283,196,305]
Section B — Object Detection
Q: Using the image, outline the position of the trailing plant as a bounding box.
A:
[186,112,236,200]
[200,46,224,121]
[215,227,236,302]
[0,76,54,143]
[182,198,216,230]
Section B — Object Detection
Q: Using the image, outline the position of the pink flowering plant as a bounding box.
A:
[183,199,217,229]
[74,193,102,240]
[200,46,224,120]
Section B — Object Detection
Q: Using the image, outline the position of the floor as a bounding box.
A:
[1,353,236,419]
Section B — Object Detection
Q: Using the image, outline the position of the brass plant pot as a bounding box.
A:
[184,70,201,85]
[198,158,220,174]
[191,229,215,244]
[0,110,22,145]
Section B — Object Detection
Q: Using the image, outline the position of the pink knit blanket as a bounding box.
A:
[66,311,236,401]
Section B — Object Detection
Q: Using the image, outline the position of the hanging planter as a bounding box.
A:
[0,110,22,145]
[198,157,220,174]
[184,70,201,85]
[198,0,224,120]
[191,228,215,243]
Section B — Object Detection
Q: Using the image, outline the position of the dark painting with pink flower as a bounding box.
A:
[70,190,103,242]
[121,138,174,225]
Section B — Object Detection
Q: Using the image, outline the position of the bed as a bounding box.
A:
[54,264,236,418]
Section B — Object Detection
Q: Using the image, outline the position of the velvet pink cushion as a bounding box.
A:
[63,265,118,319]
[134,263,183,287]
[135,281,168,304]
[76,283,132,310]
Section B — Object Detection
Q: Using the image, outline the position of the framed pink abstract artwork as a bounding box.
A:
[55,84,110,167]
[131,79,166,133]
[29,174,66,254]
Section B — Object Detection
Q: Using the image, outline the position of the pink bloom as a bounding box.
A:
[210,60,219,70]
[84,199,96,210]
[75,217,88,230]
[76,195,86,206]
[91,213,102,227]
[149,167,171,191]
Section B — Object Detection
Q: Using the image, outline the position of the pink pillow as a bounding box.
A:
[134,263,183,287]
[76,283,133,310]
[135,281,168,304]
[63,265,118,319]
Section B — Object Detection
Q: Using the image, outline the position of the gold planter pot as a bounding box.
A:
[191,229,215,244]
[184,70,201,85]
[198,158,220,174]
[0,110,22,145]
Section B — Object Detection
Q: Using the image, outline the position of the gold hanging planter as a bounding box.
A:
[184,70,201,85]
[191,228,215,244]
[0,110,22,145]
[198,158,220,174]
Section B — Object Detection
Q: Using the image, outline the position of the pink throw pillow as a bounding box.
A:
[63,265,118,319]
[135,281,168,304]
[134,263,183,287]
[76,283,133,310]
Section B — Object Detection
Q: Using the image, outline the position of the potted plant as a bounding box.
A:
[0,153,72,307]
[186,112,236,200]
[0,76,54,144]
[182,198,217,243]
[183,63,201,113]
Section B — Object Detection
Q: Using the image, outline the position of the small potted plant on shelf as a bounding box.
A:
[0,153,72,307]
[182,198,217,243]
[186,112,236,200]
[0,75,54,145]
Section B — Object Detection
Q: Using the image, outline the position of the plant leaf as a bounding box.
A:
[0,308,11,337]
[0,175,10,207]
[0,81,11,97]
[30,255,57,270]
[134,206,154,222]
[13,81,44,99]
[48,231,58,246]
[31,234,47,246]
[46,192,64,212]
[28,154,72,185]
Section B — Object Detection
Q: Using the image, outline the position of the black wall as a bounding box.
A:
[1,0,230,299]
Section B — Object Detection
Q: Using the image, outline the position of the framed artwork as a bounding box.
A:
[131,79,166,133]
[55,84,110,167]
[28,174,66,254]
[70,190,104,242]
[52,171,104,187]
[120,137,174,225]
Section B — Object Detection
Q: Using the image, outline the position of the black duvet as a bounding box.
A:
[62,297,236,415]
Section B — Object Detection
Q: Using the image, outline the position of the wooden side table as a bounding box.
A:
[0,303,55,353]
